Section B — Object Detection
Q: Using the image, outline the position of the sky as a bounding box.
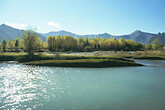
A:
[0,0,165,35]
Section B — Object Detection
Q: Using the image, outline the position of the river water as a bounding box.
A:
[0,60,165,110]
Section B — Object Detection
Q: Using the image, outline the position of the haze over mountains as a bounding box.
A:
[0,24,164,45]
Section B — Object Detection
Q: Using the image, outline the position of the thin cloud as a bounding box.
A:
[4,22,27,29]
[47,21,61,28]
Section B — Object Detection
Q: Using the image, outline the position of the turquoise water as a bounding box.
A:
[0,60,165,110]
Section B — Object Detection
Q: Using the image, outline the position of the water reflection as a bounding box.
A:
[0,64,38,109]
[1,64,59,109]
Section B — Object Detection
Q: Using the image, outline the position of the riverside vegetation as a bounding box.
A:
[0,30,165,67]
[0,53,144,67]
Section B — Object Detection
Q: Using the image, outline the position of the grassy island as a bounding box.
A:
[25,59,143,68]
[0,52,144,67]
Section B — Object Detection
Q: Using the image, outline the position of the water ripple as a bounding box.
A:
[1,61,165,110]
[0,63,62,109]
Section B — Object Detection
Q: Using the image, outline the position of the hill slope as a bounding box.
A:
[128,30,156,44]
[149,33,165,45]
[0,24,46,42]
[0,24,24,41]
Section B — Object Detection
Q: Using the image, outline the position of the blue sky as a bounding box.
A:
[0,0,165,35]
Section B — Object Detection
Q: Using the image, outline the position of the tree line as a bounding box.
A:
[46,35,164,51]
[46,35,144,51]
[0,30,164,54]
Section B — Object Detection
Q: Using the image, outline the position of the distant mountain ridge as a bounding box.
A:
[41,30,79,38]
[0,24,46,42]
[41,29,157,44]
[0,24,164,45]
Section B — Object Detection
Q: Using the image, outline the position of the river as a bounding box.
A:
[0,60,165,110]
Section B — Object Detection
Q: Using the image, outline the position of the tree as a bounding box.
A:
[2,38,7,52]
[45,35,146,52]
[22,30,41,54]
[35,37,43,51]
[112,37,119,51]
[8,39,14,51]
[46,36,54,51]
[118,38,126,50]
[43,42,48,49]
[14,37,20,52]
[152,39,163,50]
[145,43,152,50]
[77,37,84,51]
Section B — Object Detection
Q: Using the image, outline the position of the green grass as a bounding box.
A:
[0,53,52,62]
[0,53,27,61]
[1,51,164,67]
[0,53,134,62]
[25,59,143,68]
[59,55,134,62]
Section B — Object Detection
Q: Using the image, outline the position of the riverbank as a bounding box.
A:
[0,52,144,67]
[0,51,164,67]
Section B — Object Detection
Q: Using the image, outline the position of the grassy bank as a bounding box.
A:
[25,59,143,68]
[0,53,133,62]
[1,51,164,67]
[0,52,144,67]
[0,53,26,61]
[0,53,52,62]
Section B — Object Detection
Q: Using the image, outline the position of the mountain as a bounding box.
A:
[148,33,165,45]
[42,31,118,39]
[1,24,164,45]
[41,30,79,38]
[0,24,46,42]
[128,30,156,44]
[42,31,113,39]
[81,33,114,39]
[41,30,157,44]
[0,24,24,41]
